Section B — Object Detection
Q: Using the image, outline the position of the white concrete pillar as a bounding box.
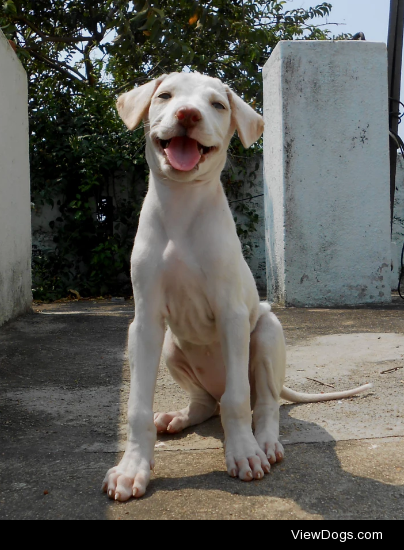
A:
[0,30,32,325]
[263,41,391,307]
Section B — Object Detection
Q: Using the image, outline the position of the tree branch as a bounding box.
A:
[110,62,163,96]
[101,4,122,35]
[13,15,94,43]
[27,49,87,83]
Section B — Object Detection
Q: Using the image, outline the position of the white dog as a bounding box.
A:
[102,72,371,501]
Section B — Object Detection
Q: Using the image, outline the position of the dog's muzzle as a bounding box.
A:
[159,136,214,171]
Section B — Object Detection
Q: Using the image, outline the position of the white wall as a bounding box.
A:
[263,41,392,307]
[0,30,32,325]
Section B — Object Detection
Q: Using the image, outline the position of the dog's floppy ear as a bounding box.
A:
[116,75,167,130]
[226,87,264,148]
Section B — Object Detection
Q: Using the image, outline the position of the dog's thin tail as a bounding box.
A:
[280,383,373,403]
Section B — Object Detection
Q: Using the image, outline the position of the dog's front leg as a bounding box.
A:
[102,310,165,501]
[219,306,271,481]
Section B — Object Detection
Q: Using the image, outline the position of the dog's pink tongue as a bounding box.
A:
[165,136,201,171]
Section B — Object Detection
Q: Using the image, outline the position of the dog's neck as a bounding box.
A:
[149,167,226,207]
[146,166,230,239]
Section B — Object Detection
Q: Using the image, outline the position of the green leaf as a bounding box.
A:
[130,9,148,25]
[139,12,157,31]
[152,7,165,18]
[18,49,31,59]
[2,1,17,15]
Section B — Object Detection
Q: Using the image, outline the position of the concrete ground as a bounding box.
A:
[0,295,403,520]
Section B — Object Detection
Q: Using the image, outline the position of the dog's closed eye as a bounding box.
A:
[158,92,172,100]
[212,102,226,110]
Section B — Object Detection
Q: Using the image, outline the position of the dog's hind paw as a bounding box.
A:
[154,411,188,433]
[154,401,216,433]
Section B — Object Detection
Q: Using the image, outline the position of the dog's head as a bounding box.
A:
[116,72,264,183]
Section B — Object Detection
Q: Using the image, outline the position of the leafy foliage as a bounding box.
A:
[29,81,147,299]
[1,0,334,300]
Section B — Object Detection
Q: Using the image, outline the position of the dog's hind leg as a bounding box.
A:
[154,329,218,433]
[250,302,286,465]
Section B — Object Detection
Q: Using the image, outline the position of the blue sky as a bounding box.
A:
[294,0,390,41]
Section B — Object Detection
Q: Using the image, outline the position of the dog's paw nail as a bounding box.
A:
[133,487,139,497]
[230,469,237,478]
[246,471,253,480]
[115,492,120,501]
[263,465,271,474]
[108,490,113,498]
[256,472,262,479]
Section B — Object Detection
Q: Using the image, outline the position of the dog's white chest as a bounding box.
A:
[161,242,216,345]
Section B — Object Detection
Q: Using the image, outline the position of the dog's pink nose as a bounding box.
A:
[175,106,202,127]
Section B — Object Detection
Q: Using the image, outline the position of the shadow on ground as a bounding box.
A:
[0,299,403,520]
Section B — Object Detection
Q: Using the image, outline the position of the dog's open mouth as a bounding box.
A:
[159,136,215,172]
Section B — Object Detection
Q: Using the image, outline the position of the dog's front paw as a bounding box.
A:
[225,431,271,481]
[102,450,154,501]
[254,432,284,465]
